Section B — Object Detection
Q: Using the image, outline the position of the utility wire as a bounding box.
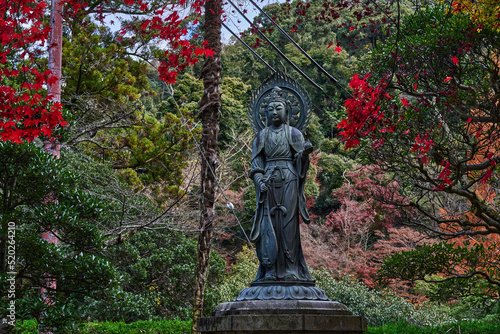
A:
[222,21,276,73]
[223,18,341,134]
[164,83,257,256]
[120,9,256,254]
[226,0,334,100]
[245,0,352,98]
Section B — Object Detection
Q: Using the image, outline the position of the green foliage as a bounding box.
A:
[16,318,500,334]
[13,319,192,334]
[242,184,257,224]
[305,114,326,149]
[378,242,500,302]
[12,319,37,333]
[161,73,203,116]
[447,293,500,323]
[0,142,226,329]
[60,149,166,232]
[304,156,320,198]
[60,20,197,209]
[216,245,259,303]
[78,110,195,206]
[314,153,355,214]
[313,268,454,327]
[82,319,191,334]
[0,142,118,330]
[74,230,226,322]
[59,20,152,146]
[222,0,362,142]
[214,255,457,327]
[63,21,149,103]
[219,77,252,147]
[367,320,500,334]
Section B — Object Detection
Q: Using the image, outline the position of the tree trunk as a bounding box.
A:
[191,0,222,332]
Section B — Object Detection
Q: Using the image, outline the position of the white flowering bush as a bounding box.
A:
[313,268,455,327]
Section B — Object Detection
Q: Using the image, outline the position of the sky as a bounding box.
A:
[99,0,281,45]
[221,0,284,44]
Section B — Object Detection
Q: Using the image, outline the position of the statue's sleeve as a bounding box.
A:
[250,133,265,241]
[291,128,311,223]
[250,131,265,180]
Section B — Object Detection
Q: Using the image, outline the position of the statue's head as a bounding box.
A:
[266,87,289,127]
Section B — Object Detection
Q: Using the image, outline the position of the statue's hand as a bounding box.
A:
[259,181,269,193]
[303,140,313,156]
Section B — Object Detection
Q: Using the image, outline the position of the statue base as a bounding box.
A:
[198,299,367,333]
[237,282,329,301]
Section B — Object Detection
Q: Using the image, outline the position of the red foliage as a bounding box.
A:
[329,165,404,229]
[301,165,415,287]
[0,0,67,142]
[1,0,215,142]
[338,73,393,150]
[339,74,443,169]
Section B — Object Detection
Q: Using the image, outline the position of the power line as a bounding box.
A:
[222,21,276,73]
[245,0,352,98]
[164,83,257,256]
[226,0,333,100]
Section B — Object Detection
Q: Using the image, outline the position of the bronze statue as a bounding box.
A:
[248,74,314,284]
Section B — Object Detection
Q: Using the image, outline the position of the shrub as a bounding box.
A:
[313,268,454,327]
[83,319,191,334]
[367,320,500,334]
[13,319,191,334]
[216,245,258,303]
[13,319,37,333]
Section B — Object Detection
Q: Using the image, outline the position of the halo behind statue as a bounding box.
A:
[248,72,313,133]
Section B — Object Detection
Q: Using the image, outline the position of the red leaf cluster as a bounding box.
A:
[1,0,218,142]
[337,73,391,149]
[125,1,215,84]
[0,0,67,142]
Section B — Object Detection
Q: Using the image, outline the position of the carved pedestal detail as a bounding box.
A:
[237,283,329,301]
[198,299,367,334]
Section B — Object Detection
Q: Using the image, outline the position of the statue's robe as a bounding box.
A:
[249,124,312,282]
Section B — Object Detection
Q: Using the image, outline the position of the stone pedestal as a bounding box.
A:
[198,299,367,334]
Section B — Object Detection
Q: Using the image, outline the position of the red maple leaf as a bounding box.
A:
[481,169,494,184]
[451,56,459,65]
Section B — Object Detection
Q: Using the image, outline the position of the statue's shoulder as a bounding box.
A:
[256,128,267,138]
[252,129,266,153]
[290,126,304,143]
[254,129,266,144]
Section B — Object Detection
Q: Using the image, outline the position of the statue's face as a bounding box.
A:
[267,101,286,127]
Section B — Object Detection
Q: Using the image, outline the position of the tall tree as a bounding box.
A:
[192,0,222,331]
[0,142,117,329]
[338,4,500,296]
[0,0,67,142]
[1,0,225,329]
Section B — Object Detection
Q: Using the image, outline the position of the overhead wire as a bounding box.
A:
[225,0,334,101]
[222,5,347,130]
[119,8,257,254]
[163,83,257,256]
[222,21,276,73]
[245,0,352,98]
